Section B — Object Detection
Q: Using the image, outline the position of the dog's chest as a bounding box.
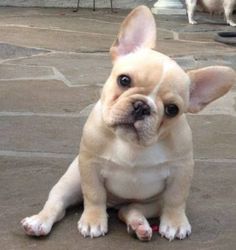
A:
[101,162,169,201]
[99,139,171,200]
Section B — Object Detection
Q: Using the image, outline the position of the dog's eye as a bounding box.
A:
[118,75,131,88]
[164,104,179,118]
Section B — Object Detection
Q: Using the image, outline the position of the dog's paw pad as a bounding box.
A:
[21,215,52,236]
[128,218,152,241]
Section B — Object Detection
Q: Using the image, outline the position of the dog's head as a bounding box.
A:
[100,6,235,146]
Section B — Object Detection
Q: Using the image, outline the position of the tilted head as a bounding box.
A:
[100,6,235,146]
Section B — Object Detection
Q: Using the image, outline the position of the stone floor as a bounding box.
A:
[0,7,236,250]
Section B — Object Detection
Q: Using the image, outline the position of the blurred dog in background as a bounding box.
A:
[186,0,236,26]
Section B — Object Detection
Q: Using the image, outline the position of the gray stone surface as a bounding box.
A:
[0,115,85,154]
[6,53,112,85]
[0,0,155,9]
[0,6,235,250]
[0,80,100,112]
[188,115,236,160]
[0,43,48,61]
[0,64,54,80]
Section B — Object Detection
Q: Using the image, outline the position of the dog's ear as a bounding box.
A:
[187,66,235,113]
[110,5,156,62]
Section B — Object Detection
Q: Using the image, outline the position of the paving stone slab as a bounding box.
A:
[0,115,86,154]
[0,15,120,35]
[0,64,54,80]
[0,0,151,9]
[178,31,219,42]
[188,115,236,160]
[0,80,101,113]
[0,7,128,23]
[156,39,235,57]
[1,157,235,250]
[7,53,112,86]
[0,26,114,52]
[0,43,48,61]
[173,55,197,70]
[1,25,232,55]
[194,54,236,70]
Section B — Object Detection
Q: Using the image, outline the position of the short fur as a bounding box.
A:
[21,6,235,242]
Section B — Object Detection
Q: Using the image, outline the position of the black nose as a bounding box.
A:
[132,100,151,121]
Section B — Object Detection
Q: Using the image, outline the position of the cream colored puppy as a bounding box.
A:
[21,6,235,242]
[186,0,236,26]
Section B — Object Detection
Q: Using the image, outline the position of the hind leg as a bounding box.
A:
[118,201,160,241]
[224,1,236,26]
[21,156,82,236]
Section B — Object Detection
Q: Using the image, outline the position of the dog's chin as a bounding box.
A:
[113,120,159,146]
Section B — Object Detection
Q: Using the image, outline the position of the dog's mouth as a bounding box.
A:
[113,122,136,131]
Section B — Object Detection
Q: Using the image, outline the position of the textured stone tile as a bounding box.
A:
[0,43,48,60]
[0,115,86,154]
[0,0,150,9]
[0,64,54,80]
[173,55,197,70]
[0,26,114,52]
[1,24,234,56]
[156,39,235,57]
[0,80,100,113]
[0,7,127,23]
[7,53,112,85]
[188,115,236,160]
[0,15,120,35]
[194,54,236,70]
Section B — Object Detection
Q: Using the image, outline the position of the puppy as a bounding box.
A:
[21,6,235,242]
[186,0,236,26]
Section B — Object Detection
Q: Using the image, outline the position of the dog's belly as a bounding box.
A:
[101,161,169,202]
[199,0,224,12]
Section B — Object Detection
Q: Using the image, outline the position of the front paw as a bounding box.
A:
[189,20,197,25]
[227,21,236,27]
[21,214,53,236]
[78,208,108,238]
[159,213,191,241]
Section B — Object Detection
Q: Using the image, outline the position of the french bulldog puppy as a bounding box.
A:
[21,6,235,242]
[186,0,236,26]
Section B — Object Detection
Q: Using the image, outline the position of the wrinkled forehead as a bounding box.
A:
[111,48,189,95]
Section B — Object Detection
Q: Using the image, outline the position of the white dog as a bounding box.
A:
[186,0,236,26]
[21,6,235,242]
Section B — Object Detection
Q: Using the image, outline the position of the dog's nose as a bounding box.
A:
[132,100,151,120]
